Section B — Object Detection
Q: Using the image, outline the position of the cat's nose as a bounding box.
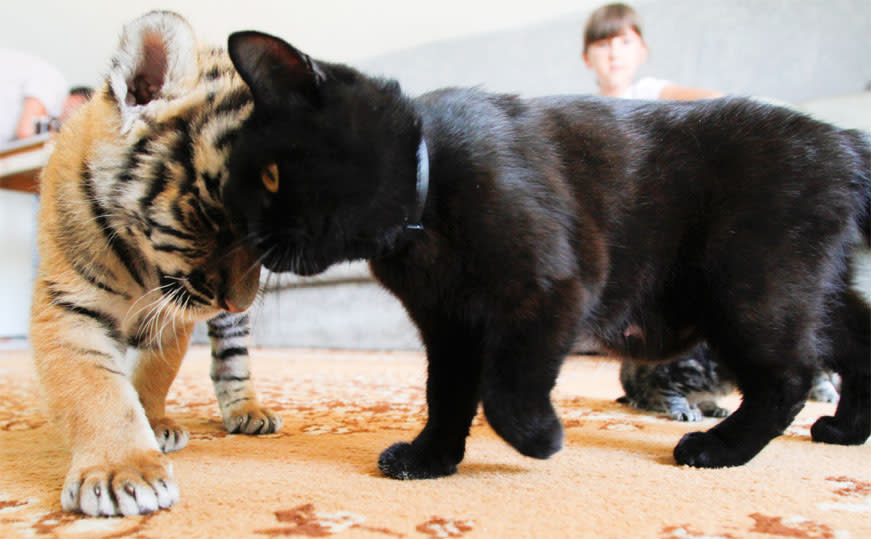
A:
[219,297,244,313]
[217,245,262,313]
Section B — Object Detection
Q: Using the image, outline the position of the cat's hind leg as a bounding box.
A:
[674,307,817,467]
[378,318,484,479]
[208,312,282,434]
[811,287,870,445]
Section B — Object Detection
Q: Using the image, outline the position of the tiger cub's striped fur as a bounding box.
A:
[30,12,280,517]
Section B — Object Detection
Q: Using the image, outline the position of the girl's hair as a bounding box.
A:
[583,3,644,53]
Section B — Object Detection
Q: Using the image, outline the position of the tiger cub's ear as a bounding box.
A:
[109,10,199,131]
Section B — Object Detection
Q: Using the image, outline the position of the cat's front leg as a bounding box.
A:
[480,328,566,460]
[32,290,177,516]
[131,324,195,453]
[207,313,282,434]
[378,318,483,479]
[477,281,582,460]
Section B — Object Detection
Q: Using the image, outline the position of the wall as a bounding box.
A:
[8,1,867,106]
[1,0,599,90]
[358,0,871,102]
[0,192,36,337]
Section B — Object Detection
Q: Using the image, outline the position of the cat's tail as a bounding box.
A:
[846,129,870,247]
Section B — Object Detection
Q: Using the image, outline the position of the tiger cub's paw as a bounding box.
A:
[224,402,283,434]
[151,417,190,453]
[62,450,178,517]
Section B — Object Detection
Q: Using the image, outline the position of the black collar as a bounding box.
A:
[406,136,429,231]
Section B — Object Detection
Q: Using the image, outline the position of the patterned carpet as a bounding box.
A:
[1,347,869,538]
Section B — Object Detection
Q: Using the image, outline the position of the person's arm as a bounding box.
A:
[15,97,48,139]
[659,84,723,100]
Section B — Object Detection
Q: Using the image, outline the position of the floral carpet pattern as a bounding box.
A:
[0,347,868,538]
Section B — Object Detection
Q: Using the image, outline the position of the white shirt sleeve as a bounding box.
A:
[20,55,69,117]
[0,49,69,141]
[621,77,671,100]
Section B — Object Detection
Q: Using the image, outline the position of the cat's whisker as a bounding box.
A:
[228,245,275,292]
[156,286,187,354]
[140,294,168,349]
[139,282,184,351]
[124,282,176,325]
[128,294,166,339]
[153,290,174,345]
[158,291,185,352]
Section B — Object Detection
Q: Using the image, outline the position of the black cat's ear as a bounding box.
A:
[228,31,324,108]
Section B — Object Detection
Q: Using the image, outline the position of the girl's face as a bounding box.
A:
[583,27,648,96]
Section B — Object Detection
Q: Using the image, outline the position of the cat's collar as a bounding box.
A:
[406,136,429,231]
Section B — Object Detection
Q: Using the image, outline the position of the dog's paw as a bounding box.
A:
[151,417,189,453]
[673,431,750,468]
[223,402,283,434]
[62,450,178,517]
[378,442,459,480]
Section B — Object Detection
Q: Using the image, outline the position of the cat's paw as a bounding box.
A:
[670,410,702,422]
[673,431,749,468]
[378,442,458,480]
[224,402,283,434]
[497,417,563,459]
[698,401,730,419]
[483,402,563,459]
[668,405,703,422]
[811,416,869,445]
[151,417,189,453]
[662,396,702,422]
[62,450,178,517]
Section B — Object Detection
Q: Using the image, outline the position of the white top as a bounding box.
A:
[0,49,69,142]
[620,76,670,100]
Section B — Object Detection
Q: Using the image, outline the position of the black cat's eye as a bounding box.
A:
[261,162,279,193]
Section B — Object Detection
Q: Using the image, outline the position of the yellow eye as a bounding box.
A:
[261,162,279,193]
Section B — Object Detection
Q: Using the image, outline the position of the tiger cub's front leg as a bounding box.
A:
[208,312,282,434]
[132,324,194,454]
[31,286,181,517]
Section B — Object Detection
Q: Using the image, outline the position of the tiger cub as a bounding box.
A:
[30,11,280,517]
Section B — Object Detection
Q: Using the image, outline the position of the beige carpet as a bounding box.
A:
[1,347,868,538]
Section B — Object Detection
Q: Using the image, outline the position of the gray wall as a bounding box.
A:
[358,0,871,103]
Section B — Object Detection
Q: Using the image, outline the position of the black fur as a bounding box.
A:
[224,32,871,475]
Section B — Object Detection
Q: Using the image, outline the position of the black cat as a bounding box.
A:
[223,31,871,476]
